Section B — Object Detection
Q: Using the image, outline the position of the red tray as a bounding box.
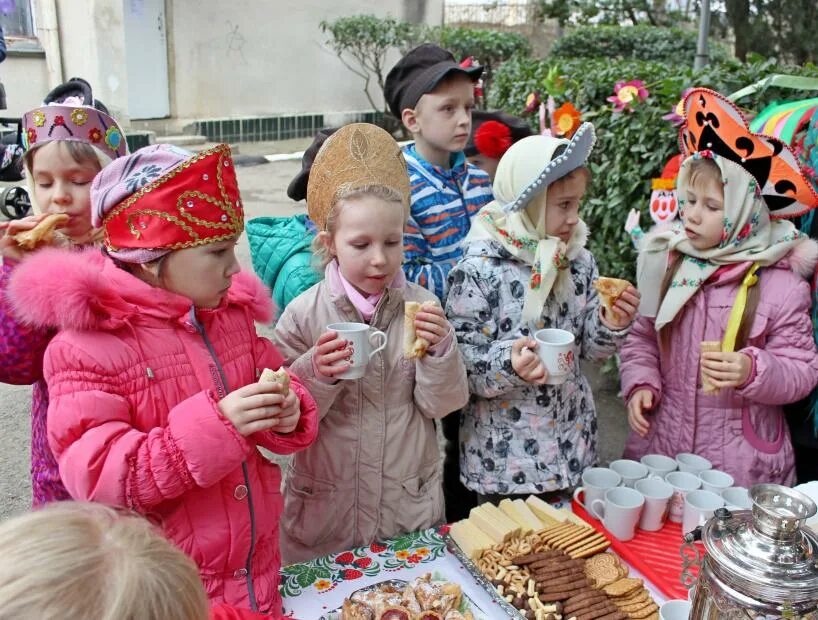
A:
[571,494,698,600]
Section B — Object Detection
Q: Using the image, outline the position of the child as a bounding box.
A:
[464,110,533,182]
[273,123,469,563]
[0,502,267,620]
[445,124,639,501]
[384,43,493,301]
[6,144,319,614]
[246,128,337,317]
[621,89,818,488]
[0,79,127,506]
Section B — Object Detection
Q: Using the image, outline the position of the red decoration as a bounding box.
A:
[474,120,513,159]
[353,557,372,569]
[369,542,387,553]
[103,144,244,252]
[54,115,65,126]
[335,551,354,565]
[342,569,363,580]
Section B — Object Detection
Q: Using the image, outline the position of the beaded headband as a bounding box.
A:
[23,104,127,160]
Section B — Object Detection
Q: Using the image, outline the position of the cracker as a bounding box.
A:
[603,578,643,597]
[570,539,611,558]
[628,603,659,619]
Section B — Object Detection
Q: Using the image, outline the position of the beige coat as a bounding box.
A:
[273,268,469,564]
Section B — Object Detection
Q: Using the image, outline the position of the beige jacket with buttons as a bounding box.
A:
[273,270,469,564]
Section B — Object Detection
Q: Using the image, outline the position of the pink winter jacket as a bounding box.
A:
[7,247,319,616]
[620,255,818,487]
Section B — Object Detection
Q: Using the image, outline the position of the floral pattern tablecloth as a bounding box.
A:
[280,525,504,620]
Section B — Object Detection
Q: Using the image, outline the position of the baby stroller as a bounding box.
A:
[0,115,29,220]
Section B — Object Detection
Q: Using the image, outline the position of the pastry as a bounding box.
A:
[341,599,375,620]
[11,213,69,250]
[404,301,437,359]
[258,367,290,396]
[700,341,722,395]
[593,277,631,316]
[378,606,412,620]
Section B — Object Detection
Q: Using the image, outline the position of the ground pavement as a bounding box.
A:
[0,139,628,518]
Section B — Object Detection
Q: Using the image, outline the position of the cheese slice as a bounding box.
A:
[450,519,493,560]
[479,503,522,538]
[525,495,587,527]
[468,507,508,543]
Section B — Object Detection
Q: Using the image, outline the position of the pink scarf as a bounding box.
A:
[327,260,405,321]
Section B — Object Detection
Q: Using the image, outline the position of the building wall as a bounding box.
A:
[0,0,443,128]
[166,0,443,121]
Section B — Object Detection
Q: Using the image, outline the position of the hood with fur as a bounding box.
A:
[6,247,273,332]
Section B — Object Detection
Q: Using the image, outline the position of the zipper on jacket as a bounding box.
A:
[188,307,259,612]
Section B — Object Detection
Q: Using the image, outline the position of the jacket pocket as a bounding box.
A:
[390,463,444,535]
[281,469,338,547]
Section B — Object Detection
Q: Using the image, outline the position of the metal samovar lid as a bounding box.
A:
[700,484,818,605]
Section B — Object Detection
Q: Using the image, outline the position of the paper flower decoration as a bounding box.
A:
[553,102,581,138]
[607,80,649,112]
[474,120,513,159]
[662,88,694,126]
[523,92,542,114]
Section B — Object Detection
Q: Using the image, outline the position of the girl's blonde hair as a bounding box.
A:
[684,156,722,191]
[0,502,209,620]
[311,184,407,270]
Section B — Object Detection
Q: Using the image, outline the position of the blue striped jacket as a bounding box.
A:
[402,144,493,301]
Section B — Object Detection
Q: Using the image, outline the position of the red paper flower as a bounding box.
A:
[353,557,373,569]
[335,551,354,565]
[474,120,513,159]
[342,569,363,580]
[88,127,103,143]
[523,92,542,114]
[369,542,387,553]
[607,80,649,113]
[552,102,581,138]
[54,115,65,126]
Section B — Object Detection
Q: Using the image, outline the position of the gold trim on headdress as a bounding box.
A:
[306,123,410,230]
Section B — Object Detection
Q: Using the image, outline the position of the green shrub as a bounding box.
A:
[550,25,727,65]
[490,55,818,279]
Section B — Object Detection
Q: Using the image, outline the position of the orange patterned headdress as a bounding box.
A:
[92,144,244,256]
[679,88,818,219]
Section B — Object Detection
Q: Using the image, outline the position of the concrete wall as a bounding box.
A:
[166,0,443,121]
[0,0,443,128]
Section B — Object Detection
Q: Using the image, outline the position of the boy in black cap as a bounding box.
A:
[385,44,493,301]
[465,110,533,181]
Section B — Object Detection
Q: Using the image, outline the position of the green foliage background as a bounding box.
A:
[491,55,818,280]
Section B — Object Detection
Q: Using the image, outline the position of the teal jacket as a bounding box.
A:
[246,215,320,317]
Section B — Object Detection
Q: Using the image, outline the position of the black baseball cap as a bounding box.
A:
[287,127,339,201]
[384,44,482,120]
[465,110,534,158]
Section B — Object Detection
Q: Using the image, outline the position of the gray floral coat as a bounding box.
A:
[444,238,629,495]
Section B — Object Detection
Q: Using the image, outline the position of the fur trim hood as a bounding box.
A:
[6,247,274,332]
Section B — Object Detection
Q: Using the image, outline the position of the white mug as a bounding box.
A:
[610,459,649,488]
[682,489,724,535]
[675,453,712,474]
[660,599,692,620]
[721,486,751,510]
[666,471,702,523]
[635,477,673,532]
[641,454,678,478]
[591,487,645,542]
[573,467,622,518]
[698,469,734,494]
[326,322,388,380]
[533,328,575,385]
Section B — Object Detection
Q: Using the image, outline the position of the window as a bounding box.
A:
[0,1,35,38]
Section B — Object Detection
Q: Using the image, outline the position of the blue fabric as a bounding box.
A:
[402,144,493,300]
[246,214,320,318]
[801,108,818,436]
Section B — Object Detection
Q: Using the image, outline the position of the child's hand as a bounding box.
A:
[273,388,302,434]
[511,337,549,385]
[312,330,352,379]
[414,303,452,348]
[0,215,47,262]
[600,286,641,330]
[627,388,654,437]
[701,351,752,389]
[218,381,293,436]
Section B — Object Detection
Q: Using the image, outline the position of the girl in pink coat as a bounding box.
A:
[621,90,818,488]
[7,144,319,615]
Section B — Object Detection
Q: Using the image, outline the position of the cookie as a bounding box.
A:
[584,553,622,588]
[603,578,643,597]
[629,602,659,619]
[614,590,650,608]
[571,539,612,558]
